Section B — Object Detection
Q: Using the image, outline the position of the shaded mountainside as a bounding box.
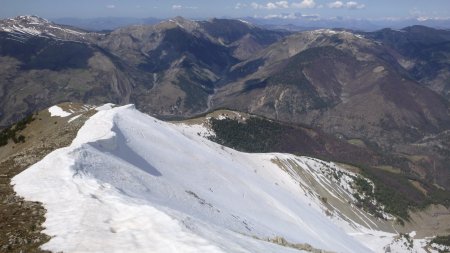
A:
[214,29,450,148]
[0,31,136,124]
[199,18,289,60]
[0,16,287,125]
[365,25,450,101]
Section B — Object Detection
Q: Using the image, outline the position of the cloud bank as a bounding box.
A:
[328,1,365,9]
[248,0,364,10]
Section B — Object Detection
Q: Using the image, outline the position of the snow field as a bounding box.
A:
[13,105,433,253]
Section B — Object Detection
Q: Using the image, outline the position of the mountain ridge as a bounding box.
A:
[6,103,448,253]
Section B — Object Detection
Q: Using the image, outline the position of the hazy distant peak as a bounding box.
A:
[308,29,366,40]
[164,16,199,32]
[170,16,193,23]
[237,19,255,27]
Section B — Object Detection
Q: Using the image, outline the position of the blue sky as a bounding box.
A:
[1,0,449,20]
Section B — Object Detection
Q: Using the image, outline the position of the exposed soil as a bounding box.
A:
[399,205,450,238]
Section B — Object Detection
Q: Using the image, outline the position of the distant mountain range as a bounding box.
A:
[51,15,450,32]
[248,16,450,32]
[53,17,163,31]
[0,15,449,193]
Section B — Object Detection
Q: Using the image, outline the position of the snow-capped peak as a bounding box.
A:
[12,15,51,25]
[157,16,199,32]
[310,29,361,38]
[0,15,89,40]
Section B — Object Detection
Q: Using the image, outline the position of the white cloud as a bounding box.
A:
[249,0,364,11]
[251,1,290,9]
[276,1,290,8]
[264,12,319,19]
[346,1,365,9]
[172,4,198,10]
[327,1,365,9]
[266,3,278,9]
[328,1,344,8]
[264,13,296,19]
[106,4,116,9]
[292,0,316,9]
[235,3,247,9]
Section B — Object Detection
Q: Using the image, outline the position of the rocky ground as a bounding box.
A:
[0,103,95,253]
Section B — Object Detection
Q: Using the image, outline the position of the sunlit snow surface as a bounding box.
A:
[48,105,71,117]
[12,105,427,253]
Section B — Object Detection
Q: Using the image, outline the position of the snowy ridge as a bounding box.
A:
[13,105,432,253]
[299,29,367,43]
[237,19,255,27]
[161,17,200,33]
[0,15,89,41]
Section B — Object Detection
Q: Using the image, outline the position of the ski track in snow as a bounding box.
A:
[12,105,429,253]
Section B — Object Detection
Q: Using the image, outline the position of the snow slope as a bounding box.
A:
[12,105,428,253]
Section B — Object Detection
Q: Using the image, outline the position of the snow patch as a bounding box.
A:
[48,105,71,117]
[238,19,254,27]
[68,115,82,123]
